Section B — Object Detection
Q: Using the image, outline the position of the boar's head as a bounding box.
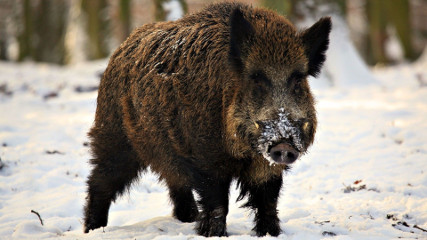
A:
[226,7,331,165]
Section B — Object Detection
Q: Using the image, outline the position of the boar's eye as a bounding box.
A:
[287,71,306,94]
[250,70,272,87]
[249,70,270,102]
[288,71,305,82]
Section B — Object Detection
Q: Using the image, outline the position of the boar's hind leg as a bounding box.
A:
[239,175,283,236]
[84,133,144,233]
[168,185,198,222]
[194,176,232,237]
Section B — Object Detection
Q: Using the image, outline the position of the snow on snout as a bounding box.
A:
[257,108,303,165]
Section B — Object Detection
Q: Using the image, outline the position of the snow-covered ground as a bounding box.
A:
[1,54,427,239]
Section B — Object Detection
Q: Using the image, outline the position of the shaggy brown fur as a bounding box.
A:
[84,2,331,237]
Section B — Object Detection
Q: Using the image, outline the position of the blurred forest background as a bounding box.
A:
[0,0,426,66]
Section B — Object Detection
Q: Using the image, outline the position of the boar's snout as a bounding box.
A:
[269,143,299,164]
[255,108,312,165]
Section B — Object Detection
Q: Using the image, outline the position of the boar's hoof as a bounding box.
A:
[269,143,299,164]
[196,209,228,237]
[83,218,106,233]
[253,215,281,237]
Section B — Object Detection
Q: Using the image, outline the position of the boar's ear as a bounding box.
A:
[301,17,332,77]
[229,8,254,73]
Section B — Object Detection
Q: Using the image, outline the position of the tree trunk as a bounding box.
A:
[81,0,110,60]
[366,0,415,64]
[0,0,13,60]
[384,0,415,60]
[17,0,68,64]
[366,0,388,64]
[33,0,68,64]
[119,0,131,41]
[17,0,33,62]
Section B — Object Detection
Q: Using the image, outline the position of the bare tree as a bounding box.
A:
[118,0,132,41]
[366,0,415,64]
[0,0,13,60]
[81,0,110,60]
[17,0,69,64]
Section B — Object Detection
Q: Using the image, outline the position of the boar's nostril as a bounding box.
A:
[269,143,300,164]
[286,151,299,163]
[272,150,282,158]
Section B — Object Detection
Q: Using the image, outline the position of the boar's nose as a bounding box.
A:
[269,143,299,164]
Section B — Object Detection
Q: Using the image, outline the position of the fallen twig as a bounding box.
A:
[45,150,64,155]
[342,183,366,193]
[74,85,98,93]
[31,210,44,226]
[43,92,58,100]
[322,231,337,237]
[414,225,427,232]
[315,220,330,225]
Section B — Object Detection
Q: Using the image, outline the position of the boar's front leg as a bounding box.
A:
[194,175,232,237]
[240,175,283,236]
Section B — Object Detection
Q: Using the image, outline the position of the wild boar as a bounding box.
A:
[84,2,331,237]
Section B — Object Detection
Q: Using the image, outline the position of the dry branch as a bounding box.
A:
[31,210,44,226]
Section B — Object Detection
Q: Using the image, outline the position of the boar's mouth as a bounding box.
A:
[256,109,304,165]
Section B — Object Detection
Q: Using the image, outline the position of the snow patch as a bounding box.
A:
[12,220,63,238]
[322,15,378,88]
[295,3,378,88]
